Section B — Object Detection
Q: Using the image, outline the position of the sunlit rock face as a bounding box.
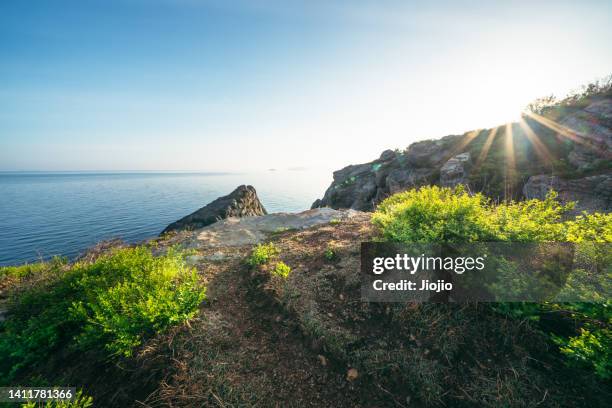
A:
[523,174,612,214]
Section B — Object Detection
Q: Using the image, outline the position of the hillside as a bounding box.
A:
[312,94,611,213]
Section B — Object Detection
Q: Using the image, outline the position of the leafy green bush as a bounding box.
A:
[373,185,606,243]
[70,247,206,356]
[372,185,612,379]
[372,185,497,242]
[0,246,206,382]
[272,262,291,279]
[553,327,611,380]
[247,243,279,267]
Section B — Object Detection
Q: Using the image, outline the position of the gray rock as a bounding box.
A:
[440,152,471,188]
[523,174,611,213]
[162,185,267,234]
[185,255,205,265]
[194,208,368,248]
[379,149,396,161]
[561,100,612,170]
[312,139,460,211]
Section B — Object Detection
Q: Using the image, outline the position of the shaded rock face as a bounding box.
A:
[562,99,612,170]
[312,135,465,211]
[440,152,471,188]
[162,185,267,234]
[523,174,612,214]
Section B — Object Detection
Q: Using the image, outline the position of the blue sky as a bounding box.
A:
[1,0,611,171]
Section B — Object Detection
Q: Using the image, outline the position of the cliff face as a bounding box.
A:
[313,97,612,213]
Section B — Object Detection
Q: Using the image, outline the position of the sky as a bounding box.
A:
[1,0,611,172]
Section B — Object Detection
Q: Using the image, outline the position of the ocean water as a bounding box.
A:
[0,170,332,266]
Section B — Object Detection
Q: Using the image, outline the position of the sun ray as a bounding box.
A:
[451,129,482,157]
[504,123,516,200]
[522,110,588,145]
[475,126,499,166]
[518,118,554,164]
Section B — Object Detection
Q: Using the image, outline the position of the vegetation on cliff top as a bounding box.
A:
[0,246,206,404]
[373,185,611,380]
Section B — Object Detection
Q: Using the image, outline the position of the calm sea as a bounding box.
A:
[0,171,332,266]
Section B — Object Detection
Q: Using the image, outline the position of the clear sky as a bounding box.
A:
[1,0,611,172]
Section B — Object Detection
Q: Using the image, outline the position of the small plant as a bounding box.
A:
[247,243,279,267]
[553,327,611,380]
[21,389,93,408]
[272,262,291,279]
[329,218,342,225]
[324,245,336,261]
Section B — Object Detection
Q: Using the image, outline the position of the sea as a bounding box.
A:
[0,170,332,266]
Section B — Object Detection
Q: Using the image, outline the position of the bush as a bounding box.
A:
[0,257,67,282]
[373,185,593,243]
[553,327,611,380]
[70,247,206,356]
[0,246,206,381]
[272,262,291,279]
[372,185,496,242]
[372,185,612,379]
[247,243,279,267]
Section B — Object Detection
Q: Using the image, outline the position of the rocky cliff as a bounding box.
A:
[313,97,612,213]
[162,185,267,234]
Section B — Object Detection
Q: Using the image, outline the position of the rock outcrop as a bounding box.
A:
[312,135,467,211]
[440,152,471,188]
[522,174,612,214]
[561,99,612,170]
[162,185,267,234]
[313,97,612,212]
[191,208,365,247]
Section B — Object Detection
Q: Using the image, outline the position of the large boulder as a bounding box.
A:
[522,174,612,213]
[162,185,267,234]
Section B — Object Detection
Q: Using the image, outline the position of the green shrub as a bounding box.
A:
[373,185,589,243]
[247,243,279,267]
[372,185,612,379]
[0,257,66,280]
[272,262,291,279]
[553,327,611,380]
[372,185,497,242]
[0,246,206,382]
[70,247,206,356]
[324,246,336,261]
